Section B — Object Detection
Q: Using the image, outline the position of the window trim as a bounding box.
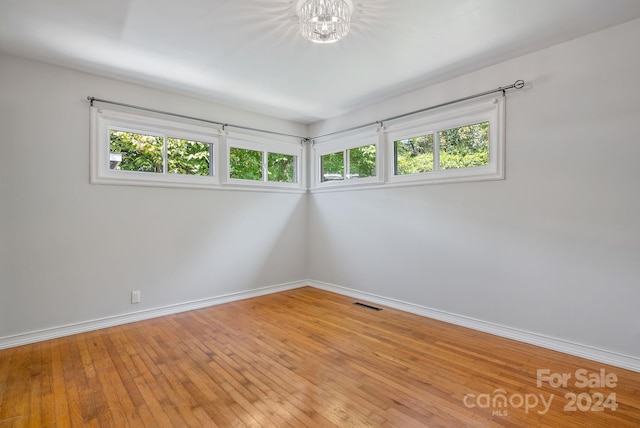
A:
[91,108,306,193]
[309,97,504,192]
[224,133,304,190]
[385,97,505,186]
[92,97,504,193]
[91,107,220,189]
[312,130,383,190]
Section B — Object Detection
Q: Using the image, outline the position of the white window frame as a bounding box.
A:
[312,129,383,190]
[386,96,505,186]
[91,96,503,193]
[224,133,304,191]
[91,107,220,189]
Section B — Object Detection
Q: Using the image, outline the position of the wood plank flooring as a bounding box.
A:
[1,286,639,427]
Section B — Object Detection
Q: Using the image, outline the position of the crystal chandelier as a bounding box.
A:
[296,0,353,44]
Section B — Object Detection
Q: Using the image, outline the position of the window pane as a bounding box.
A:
[321,151,344,181]
[438,122,489,170]
[394,134,434,175]
[167,138,211,176]
[348,144,376,179]
[109,130,163,173]
[267,152,296,183]
[229,147,263,180]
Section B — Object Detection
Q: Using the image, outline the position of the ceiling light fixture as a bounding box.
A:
[296,0,353,44]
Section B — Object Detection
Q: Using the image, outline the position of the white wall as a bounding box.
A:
[0,54,307,338]
[308,19,640,359]
[2,18,639,367]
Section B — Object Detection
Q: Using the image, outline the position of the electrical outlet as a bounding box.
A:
[131,290,141,304]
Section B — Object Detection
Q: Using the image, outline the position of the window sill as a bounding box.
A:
[309,172,504,193]
[91,174,306,194]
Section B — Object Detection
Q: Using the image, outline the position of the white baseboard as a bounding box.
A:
[0,281,307,350]
[4,279,639,374]
[308,280,640,373]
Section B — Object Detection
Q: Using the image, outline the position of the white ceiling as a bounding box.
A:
[1,0,640,123]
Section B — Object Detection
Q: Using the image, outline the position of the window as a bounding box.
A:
[93,96,503,193]
[228,147,297,183]
[310,98,502,191]
[109,131,212,176]
[226,136,302,189]
[320,144,377,181]
[387,97,504,186]
[348,144,377,179]
[394,122,489,175]
[320,151,344,181]
[167,138,212,176]
[229,147,263,180]
[91,108,219,189]
[313,132,381,189]
[438,122,489,170]
[267,152,296,183]
[91,108,304,192]
[109,130,164,173]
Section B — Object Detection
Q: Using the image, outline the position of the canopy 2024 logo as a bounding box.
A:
[537,368,617,413]
[463,368,618,417]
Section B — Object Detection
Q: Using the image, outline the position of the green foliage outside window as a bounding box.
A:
[321,151,345,181]
[395,135,434,174]
[109,131,211,176]
[267,153,295,183]
[349,144,376,178]
[321,144,376,181]
[167,138,210,176]
[395,122,489,175]
[230,147,297,183]
[109,130,163,173]
[229,147,263,180]
[438,122,489,170]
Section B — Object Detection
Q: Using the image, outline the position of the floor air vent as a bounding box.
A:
[353,302,382,311]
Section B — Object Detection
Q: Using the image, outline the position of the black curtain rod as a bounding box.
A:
[87,79,524,143]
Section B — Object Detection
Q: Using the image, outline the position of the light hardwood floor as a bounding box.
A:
[1,287,639,427]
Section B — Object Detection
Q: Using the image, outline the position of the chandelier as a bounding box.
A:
[296,0,353,44]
